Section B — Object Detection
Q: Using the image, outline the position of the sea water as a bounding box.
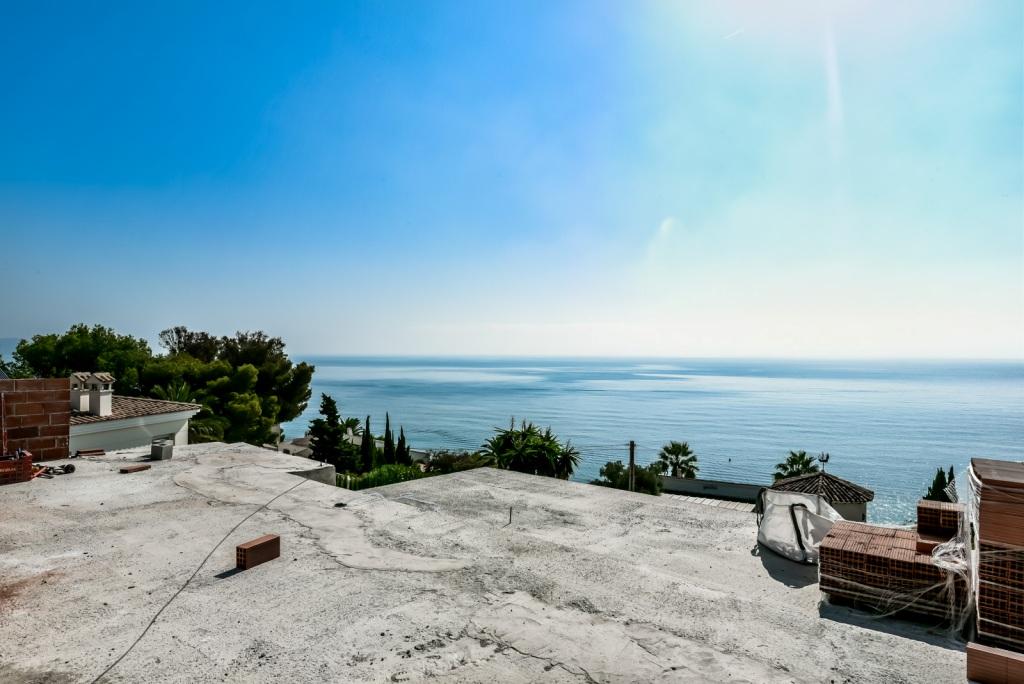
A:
[280,358,1024,524]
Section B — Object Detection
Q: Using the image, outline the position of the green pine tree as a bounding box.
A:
[309,393,342,464]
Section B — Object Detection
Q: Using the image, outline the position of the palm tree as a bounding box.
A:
[151,380,196,403]
[773,450,820,481]
[481,419,579,479]
[657,441,699,478]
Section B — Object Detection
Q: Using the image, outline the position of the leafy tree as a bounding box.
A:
[360,416,377,470]
[382,413,396,465]
[14,323,313,449]
[0,354,33,379]
[773,450,820,481]
[158,326,220,362]
[592,460,662,495]
[924,467,953,502]
[197,363,278,444]
[215,330,313,424]
[481,419,579,479]
[656,441,699,478]
[13,324,152,393]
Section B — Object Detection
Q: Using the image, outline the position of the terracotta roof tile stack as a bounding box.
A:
[819,504,967,621]
[969,458,1024,680]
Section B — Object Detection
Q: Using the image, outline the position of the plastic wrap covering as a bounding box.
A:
[970,458,1024,654]
[757,489,841,564]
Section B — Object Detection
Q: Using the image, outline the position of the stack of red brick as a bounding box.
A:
[0,451,33,485]
[0,378,70,462]
[968,457,1024,683]
[819,500,967,620]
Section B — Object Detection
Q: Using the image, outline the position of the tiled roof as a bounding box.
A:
[771,470,874,503]
[70,395,201,425]
[70,372,92,383]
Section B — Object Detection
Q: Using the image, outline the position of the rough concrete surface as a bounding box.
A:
[0,443,965,682]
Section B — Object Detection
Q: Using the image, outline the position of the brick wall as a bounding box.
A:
[0,378,70,461]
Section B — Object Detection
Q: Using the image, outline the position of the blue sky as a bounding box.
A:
[2,1,1021,357]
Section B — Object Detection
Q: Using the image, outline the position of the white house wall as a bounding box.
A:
[70,413,194,453]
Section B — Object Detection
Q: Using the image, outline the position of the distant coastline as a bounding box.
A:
[282,357,1024,525]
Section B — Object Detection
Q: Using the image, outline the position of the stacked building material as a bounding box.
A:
[916,499,962,553]
[819,517,967,620]
[972,458,1024,655]
[0,451,34,486]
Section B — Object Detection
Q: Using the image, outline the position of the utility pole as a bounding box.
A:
[628,440,636,492]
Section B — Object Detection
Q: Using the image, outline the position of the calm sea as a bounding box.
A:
[280,358,1024,524]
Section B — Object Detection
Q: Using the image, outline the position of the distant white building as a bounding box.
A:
[68,373,201,454]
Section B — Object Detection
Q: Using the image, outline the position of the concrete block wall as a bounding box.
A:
[0,378,71,460]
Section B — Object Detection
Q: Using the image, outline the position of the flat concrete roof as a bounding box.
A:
[0,443,964,682]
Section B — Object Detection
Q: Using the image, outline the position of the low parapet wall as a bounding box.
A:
[0,378,71,460]
[661,475,766,503]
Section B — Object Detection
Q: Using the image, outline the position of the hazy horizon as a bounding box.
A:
[3,1,1022,359]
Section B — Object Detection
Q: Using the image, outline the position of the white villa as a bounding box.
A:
[68,372,201,454]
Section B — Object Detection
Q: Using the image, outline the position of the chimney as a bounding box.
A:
[87,373,114,417]
[69,372,91,412]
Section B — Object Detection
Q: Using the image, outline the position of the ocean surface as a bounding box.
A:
[280,358,1024,524]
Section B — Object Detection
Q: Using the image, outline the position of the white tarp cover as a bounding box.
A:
[757,489,842,564]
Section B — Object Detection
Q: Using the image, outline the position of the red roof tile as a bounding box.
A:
[70,395,201,425]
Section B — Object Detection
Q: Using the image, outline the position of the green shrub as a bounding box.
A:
[338,464,427,490]
[424,450,495,474]
[592,460,662,496]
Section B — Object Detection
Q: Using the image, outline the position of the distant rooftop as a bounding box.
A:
[69,395,200,425]
[771,470,875,503]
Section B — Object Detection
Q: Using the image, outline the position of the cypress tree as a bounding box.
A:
[396,426,409,465]
[360,415,377,470]
[383,412,396,465]
[924,467,949,502]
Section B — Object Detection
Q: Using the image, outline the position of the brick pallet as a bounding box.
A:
[819,519,967,620]
[972,458,1024,657]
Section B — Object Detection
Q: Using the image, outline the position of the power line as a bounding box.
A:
[89,478,309,684]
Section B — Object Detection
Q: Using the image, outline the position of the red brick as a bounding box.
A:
[7,427,39,440]
[43,378,70,391]
[14,379,45,391]
[0,379,16,392]
[15,413,49,429]
[119,464,151,474]
[41,401,67,414]
[38,447,68,460]
[48,411,70,425]
[13,402,44,416]
[39,424,67,437]
[236,534,280,570]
